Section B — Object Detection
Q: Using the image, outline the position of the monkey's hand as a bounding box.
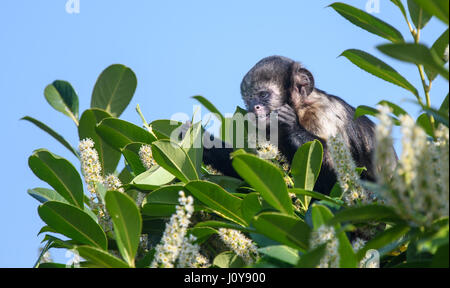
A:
[277,104,300,132]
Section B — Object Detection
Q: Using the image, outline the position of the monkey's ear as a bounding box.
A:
[290,62,314,99]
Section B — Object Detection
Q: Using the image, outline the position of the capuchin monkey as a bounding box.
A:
[183,56,397,195]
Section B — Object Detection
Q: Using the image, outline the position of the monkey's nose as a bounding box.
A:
[254,105,261,111]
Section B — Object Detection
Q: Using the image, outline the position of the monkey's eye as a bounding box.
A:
[259,91,270,99]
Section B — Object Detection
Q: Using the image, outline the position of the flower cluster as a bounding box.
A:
[218,228,259,265]
[328,134,371,205]
[309,225,340,268]
[79,138,103,201]
[151,191,196,268]
[374,109,449,227]
[177,234,210,268]
[139,144,156,170]
[104,174,124,193]
[256,141,280,160]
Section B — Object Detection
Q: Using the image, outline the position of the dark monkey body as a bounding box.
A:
[197,56,396,195]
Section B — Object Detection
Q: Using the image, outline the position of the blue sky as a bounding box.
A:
[0,0,447,267]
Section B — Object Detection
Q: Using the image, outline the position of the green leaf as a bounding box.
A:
[354,105,379,119]
[192,95,226,140]
[141,185,185,217]
[38,201,107,250]
[44,80,79,124]
[180,121,203,175]
[28,187,68,204]
[329,2,404,43]
[408,0,432,29]
[341,49,419,96]
[76,246,130,268]
[105,190,142,267]
[258,245,300,266]
[378,100,409,117]
[28,149,84,208]
[377,43,449,80]
[203,175,246,194]
[329,204,403,224]
[311,204,357,268]
[195,220,256,234]
[121,142,147,175]
[439,94,449,115]
[427,29,449,81]
[431,243,449,268]
[21,116,79,158]
[96,118,156,151]
[252,212,310,251]
[213,251,246,268]
[416,113,434,136]
[151,140,199,183]
[390,0,408,19]
[78,109,121,175]
[289,188,343,207]
[296,244,327,268]
[149,119,182,140]
[241,193,263,225]
[232,154,293,215]
[91,64,137,117]
[185,180,247,226]
[130,166,176,190]
[356,224,410,260]
[188,227,218,244]
[412,0,449,24]
[291,140,323,191]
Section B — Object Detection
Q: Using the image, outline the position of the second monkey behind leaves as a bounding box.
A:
[201,55,397,195]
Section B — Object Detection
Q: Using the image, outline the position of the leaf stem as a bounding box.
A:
[136,104,157,138]
[402,10,436,136]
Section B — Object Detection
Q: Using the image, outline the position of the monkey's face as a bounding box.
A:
[243,85,285,121]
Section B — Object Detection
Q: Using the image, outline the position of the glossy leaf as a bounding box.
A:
[78,109,121,175]
[28,149,84,208]
[329,2,404,43]
[96,118,156,151]
[329,204,403,224]
[377,43,449,80]
[232,154,293,215]
[151,140,199,183]
[38,201,107,250]
[76,246,130,268]
[252,212,310,251]
[341,49,419,96]
[427,29,449,81]
[356,224,410,260]
[141,185,186,217]
[291,140,323,191]
[21,116,78,157]
[258,245,300,266]
[121,142,147,175]
[241,193,263,225]
[150,119,182,140]
[28,187,68,204]
[289,188,343,207]
[44,80,79,123]
[185,180,247,226]
[105,190,142,267]
[91,64,137,117]
[408,0,432,29]
[412,0,449,24]
[130,165,176,191]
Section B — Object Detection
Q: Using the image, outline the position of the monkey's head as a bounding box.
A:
[240,55,315,121]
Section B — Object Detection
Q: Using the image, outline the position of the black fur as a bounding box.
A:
[192,56,396,195]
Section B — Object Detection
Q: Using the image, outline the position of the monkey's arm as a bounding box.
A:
[277,104,327,160]
[277,104,336,195]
